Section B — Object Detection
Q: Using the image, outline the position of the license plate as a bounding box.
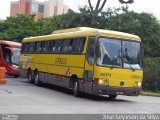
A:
[116,91,124,95]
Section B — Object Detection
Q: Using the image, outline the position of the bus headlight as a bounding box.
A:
[98,79,109,85]
[138,82,142,87]
[99,79,103,84]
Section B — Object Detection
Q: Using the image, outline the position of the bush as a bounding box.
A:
[143,57,160,92]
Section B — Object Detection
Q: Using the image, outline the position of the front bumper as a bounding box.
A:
[93,84,141,96]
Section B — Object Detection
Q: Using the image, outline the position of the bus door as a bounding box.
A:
[83,37,96,94]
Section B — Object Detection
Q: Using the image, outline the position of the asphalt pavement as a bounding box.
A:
[0,77,160,114]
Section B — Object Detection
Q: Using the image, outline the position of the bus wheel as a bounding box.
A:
[28,70,33,83]
[34,71,41,86]
[73,81,80,97]
[108,95,117,100]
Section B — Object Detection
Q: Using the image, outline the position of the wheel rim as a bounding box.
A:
[74,82,78,95]
[35,74,39,84]
[28,72,32,82]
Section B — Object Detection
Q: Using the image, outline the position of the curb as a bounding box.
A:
[140,92,160,97]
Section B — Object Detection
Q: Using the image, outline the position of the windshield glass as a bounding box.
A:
[11,48,21,65]
[96,37,142,70]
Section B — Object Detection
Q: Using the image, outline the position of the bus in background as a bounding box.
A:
[19,27,143,99]
[0,40,21,78]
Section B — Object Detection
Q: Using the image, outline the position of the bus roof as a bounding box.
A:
[0,40,21,48]
[22,27,141,42]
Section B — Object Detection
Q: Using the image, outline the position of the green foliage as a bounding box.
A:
[143,57,160,92]
[0,14,38,42]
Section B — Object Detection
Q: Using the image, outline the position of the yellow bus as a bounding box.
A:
[19,27,143,99]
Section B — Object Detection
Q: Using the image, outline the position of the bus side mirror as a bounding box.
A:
[83,70,93,81]
[5,47,14,56]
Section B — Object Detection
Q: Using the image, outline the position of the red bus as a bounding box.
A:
[0,40,21,77]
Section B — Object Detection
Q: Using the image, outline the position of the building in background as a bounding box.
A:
[44,0,68,17]
[10,0,68,20]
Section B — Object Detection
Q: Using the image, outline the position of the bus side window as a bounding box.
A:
[62,39,71,53]
[22,43,26,53]
[87,37,95,65]
[25,43,30,53]
[51,41,55,53]
[72,37,85,53]
[48,41,51,52]
[29,42,36,53]
[43,41,49,53]
[55,40,63,53]
[36,42,41,53]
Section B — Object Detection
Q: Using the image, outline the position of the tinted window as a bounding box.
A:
[36,41,44,53]
[87,37,96,65]
[54,40,63,53]
[62,39,72,53]
[72,38,85,53]
[25,43,30,53]
[29,42,36,53]
[48,40,55,53]
[43,41,49,52]
[38,4,44,13]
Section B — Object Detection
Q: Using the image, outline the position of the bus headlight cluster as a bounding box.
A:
[134,81,142,87]
[98,79,109,85]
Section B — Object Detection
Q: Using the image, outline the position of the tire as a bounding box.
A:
[27,70,33,83]
[73,80,80,97]
[108,95,117,100]
[34,71,41,86]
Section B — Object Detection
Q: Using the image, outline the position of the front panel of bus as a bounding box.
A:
[93,37,143,96]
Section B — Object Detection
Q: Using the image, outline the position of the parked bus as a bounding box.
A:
[0,40,21,77]
[19,27,143,99]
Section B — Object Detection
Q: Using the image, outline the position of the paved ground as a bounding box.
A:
[0,77,160,114]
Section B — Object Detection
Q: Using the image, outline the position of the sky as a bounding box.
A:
[0,0,160,20]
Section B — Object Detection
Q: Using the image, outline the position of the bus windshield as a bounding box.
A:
[11,48,21,65]
[96,37,142,70]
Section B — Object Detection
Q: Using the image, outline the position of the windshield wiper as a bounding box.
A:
[125,62,135,71]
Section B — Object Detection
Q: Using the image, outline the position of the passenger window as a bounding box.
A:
[25,43,30,53]
[54,40,63,53]
[72,37,85,53]
[87,37,96,65]
[22,43,26,53]
[29,42,36,53]
[36,42,43,53]
[62,39,71,53]
[43,41,49,53]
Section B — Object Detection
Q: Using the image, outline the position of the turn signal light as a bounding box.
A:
[93,78,99,84]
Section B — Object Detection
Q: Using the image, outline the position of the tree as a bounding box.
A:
[88,0,107,15]
[119,0,134,12]
[0,14,38,42]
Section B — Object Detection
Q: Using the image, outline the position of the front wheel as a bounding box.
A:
[73,81,80,97]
